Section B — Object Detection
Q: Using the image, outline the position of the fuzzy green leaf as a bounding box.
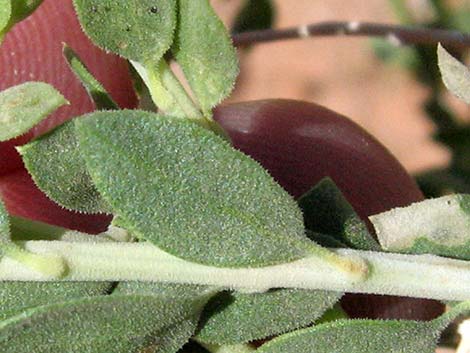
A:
[438,43,470,104]
[370,194,470,259]
[73,0,176,63]
[0,294,209,353]
[196,289,341,345]
[0,282,112,322]
[0,82,68,142]
[298,178,379,251]
[19,121,110,214]
[63,44,118,110]
[256,301,470,353]
[173,0,239,112]
[75,110,311,267]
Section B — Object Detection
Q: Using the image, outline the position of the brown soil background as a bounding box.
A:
[212,0,460,175]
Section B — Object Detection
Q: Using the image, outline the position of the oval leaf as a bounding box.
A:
[73,0,177,63]
[75,110,311,267]
[370,194,470,259]
[438,43,470,104]
[257,301,470,353]
[196,289,341,345]
[0,294,208,353]
[173,0,239,112]
[0,82,68,142]
[19,121,110,214]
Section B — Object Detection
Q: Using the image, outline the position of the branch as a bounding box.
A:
[4,240,470,301]
[232,21,470,48]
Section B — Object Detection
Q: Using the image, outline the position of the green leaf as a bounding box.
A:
[0,294,209,353]
[298,178,380,251]
[0,282,112,322]
[75,110,312,267]
[73,0,177,64]
[437,43,470,104]
[173,0,239,112]
[63,44,118,110]
[370,194,470,260]
[19,121,110,214]
[0,0,11,33]
[9,0,43,23]
[232,0,275,34]
[256,301,470,353]
[0,82,68,142]
[196,289,341,345]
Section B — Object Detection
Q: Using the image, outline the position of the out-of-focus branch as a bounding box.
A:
[232,21,470,48]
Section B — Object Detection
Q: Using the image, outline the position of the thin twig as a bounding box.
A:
[232,21,470,48]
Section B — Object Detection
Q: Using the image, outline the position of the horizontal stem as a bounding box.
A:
[232,21,470,49]
[1,241,470,301]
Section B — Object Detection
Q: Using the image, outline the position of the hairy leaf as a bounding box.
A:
[370,194,470,259]
[256,301,470,353]
[298,178,379,251]
[0,282,112,322]
[19,121,110,214]
[196,289,341,344]
[63,44,118,110]
[0,82,68,142]
[75,110,312,267]
[73,0,176,63]
[0,294,209,353]
[173,0,239,112]
[438,43,470,104]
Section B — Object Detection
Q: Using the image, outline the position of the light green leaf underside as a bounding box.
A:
[73,0,176,63]
[370,194,470,259]
[75,110,310,267]
[0,0,11,33]
[196,289,342,345]
[19,121,110,214]
[0,294,207,353]
[257,301,470,353]
[438,43,470,104]
[0,82,68,142]
[298,178,379,251]
[63,44,118,110]
[173,0,239,111]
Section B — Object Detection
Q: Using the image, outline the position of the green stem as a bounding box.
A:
[3,241,470,301]
[131,60,203,120]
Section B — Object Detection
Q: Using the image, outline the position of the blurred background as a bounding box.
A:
[213,0,470,195]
